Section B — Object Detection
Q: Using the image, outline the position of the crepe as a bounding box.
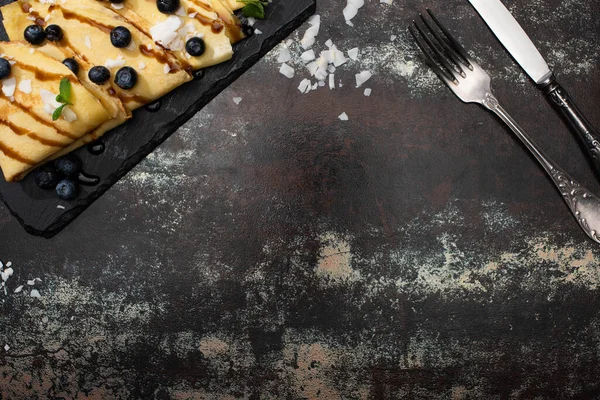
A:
[0,42,115,181]
[100,0,241,71]
[2,0,192,110]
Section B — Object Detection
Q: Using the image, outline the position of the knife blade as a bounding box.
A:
[468,0,600,178]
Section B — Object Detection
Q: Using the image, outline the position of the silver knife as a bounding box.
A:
[468,0,600,177]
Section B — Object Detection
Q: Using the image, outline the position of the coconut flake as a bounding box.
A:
[30,289,41,298]
[150,16,183,49]
[62,106,78,122]
[300,15,320,49]
[277,46,291,63]
[138,61,146,70]
[164,64,171,74]
[338,112,349,121]
[233,97,242,105]
[364,88,372,96]
[84,36,92,49]
[1,77,16,97]
[18,79,32,94]
[175,6,186,16]
[298,78,311,94]
[355,70,372,87]
[111,2,124,9]
[300,49,315,62]
[343,0,365,25]
[254,29,263,35]
[13,285,23,293]
[347,47,359,61]
[329,73,335,89]
[27,279,35,286]
[3,344,8,351]
[279,63,295,78]
[246,17,256,26]
[105,58,126,68]
[40,88,62,115]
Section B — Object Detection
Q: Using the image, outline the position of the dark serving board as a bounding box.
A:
[0,0,315,238]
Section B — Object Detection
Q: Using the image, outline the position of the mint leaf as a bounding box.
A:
[59,78,72,104]
[242,3,264,18]
[52,104,67,121]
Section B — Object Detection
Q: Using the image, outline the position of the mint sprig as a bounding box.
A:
[239,0,268,19]
[52,78,73,121]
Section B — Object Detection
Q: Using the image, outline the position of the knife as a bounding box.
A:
[468,0,600,177]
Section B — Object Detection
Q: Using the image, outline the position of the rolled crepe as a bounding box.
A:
[2,0,192,110]
[0,42,115,181]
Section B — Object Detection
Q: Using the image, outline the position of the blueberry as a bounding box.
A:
[24,25,45,45]
[33,166,59,190]
[0,58,11,80]
[156,0,179,14]
[110,26,132,48]
[45,24,63,42]
[114,66,137,90]
[185,37,206,57]
[55,179,79,200]
[62,58,79,75]
[88,66,111,84]
[55,154,81,178]
[241,24,254,37]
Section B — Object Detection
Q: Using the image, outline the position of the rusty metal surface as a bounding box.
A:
[1,0,600,398]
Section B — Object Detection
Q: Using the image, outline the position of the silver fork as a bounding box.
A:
[410,9,600,244]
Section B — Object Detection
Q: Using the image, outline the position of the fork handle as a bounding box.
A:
[538,75,600,177]
[482,93,600,244]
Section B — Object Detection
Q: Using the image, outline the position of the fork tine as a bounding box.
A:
[409,24,457,84]
[426,8,473,70]
[419,14,466,78]
[412,20,460,83]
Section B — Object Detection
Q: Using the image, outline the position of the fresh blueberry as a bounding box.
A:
[110,26,132,48]
[45,24,63,42]
[241,24,254,37]
[88,66,111,84]
[62,58,79,75]
[55,179,79,200]
[185,37,206,57]
[114,66,137,90]
[33,166,59,190]
[156,0,179,14]
[55,154,82,178]
[0,58,11,80]
[24,25,45,45]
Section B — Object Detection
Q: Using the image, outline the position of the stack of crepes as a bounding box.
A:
[0,0,246,182]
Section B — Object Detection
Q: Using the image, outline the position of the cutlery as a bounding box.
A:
[409,10,600,244]
[468,0,600,178]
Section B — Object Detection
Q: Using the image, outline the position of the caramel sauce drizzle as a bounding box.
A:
[188,8,224,34]
[21,3,47,27]
[139,44,187,73]
[0,119,64,148]
[59,9,113,34]
[0,139,37,165]
[16,63,76,83]
[9,100,78,140]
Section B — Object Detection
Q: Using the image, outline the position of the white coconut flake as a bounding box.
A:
[306,61,318,76]
[277,46,291,63]
[175,6,186,16]
[300,15,320,49]
[56,205,66,209]
[254,29,263,35]
[40,88,62,115]
[338,112,349,121]
[138,61,146,70]
[246,17,256,26]
[343,0,364,24]
[3,345,9,351]
[300,49,316,62]
[279,63,295,78]
[329,73,335,89]
[84,36,92,49]
[29,48,35,54]
[298,78,311,93]
[27,280,35,286]
[233,97,242,105]
[347,47,359,61]
[111,2,124,9]
[355,70,372,87]
[30,289,41,298]
[105,58,126,68]
[150,16,183,49]
[164,64,171,74]
[325,39,333,48]
[62,106,78,122]
[364,88,372,96]
[1,77,16,97]
[390,35,397,41]
[13,285,23,293]
[18,79,32,94]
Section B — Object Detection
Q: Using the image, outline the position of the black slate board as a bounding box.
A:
[0,0,316,238]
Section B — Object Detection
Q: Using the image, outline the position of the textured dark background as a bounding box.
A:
[2,0,600,398]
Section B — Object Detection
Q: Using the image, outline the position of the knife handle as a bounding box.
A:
[539,75,600,176]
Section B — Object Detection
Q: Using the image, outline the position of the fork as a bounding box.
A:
[410,9,600,244]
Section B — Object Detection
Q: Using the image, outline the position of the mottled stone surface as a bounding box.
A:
[1,0,600,398]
